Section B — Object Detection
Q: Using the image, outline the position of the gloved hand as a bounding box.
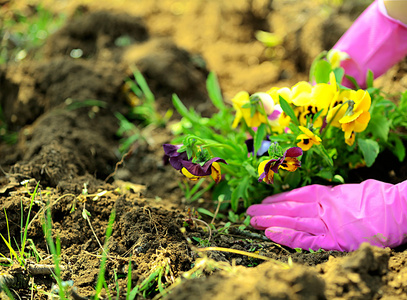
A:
[247,179,407,251]
[333,0,407,88]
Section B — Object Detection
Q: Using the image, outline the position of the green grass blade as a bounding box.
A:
[206,72,225,110]
[94,210,116,298]
[21,182,40,258]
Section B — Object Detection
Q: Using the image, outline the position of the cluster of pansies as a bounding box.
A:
[164,69,372,185]
[233,72,371,148]
[162,49,399,209]
[164,51,407,211]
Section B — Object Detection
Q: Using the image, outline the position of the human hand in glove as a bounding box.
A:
[247,179,407,252]
[333,0,407,88]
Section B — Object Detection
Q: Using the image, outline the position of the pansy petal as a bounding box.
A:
[297,140,313,151]
[182,161,211,176]
[296,133,311,140]
[232,91,250,107]
[280,157,301,172]
[258,160,269,176]
[163,144,182,157]
[202,157,227,173]
[345,131,356,146]
[232,109,243,128]
[339,110,363,123]
[354,90,371,112]
[298,126,314,137]
[181,167,203,181]
[267,158,282,173]
[169,155,188,170]
[312,135,322,144]
[210,162,222,183]
[284,147,303,158]
[353,111,370,132]
[341,122,355,138]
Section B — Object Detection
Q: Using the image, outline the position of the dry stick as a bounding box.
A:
[195,246,289,268]
[210,199,222,225]
[83,204,104,255]
[179,227,286,267]
[192,218,212,242]
[83,203,114,262]
[104,147,133,183]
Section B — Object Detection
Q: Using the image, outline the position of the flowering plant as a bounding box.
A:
[164,50,407,211]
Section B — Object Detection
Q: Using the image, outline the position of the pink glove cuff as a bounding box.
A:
[333,0,407,88]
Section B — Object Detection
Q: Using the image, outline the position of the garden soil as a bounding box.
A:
[1,0,407,299]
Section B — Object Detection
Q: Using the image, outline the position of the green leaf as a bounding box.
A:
[243,162,258,178]
[314,60,332,84]
[390,135,406,162]
[231,177,249,211]
[358,138,380,167]
[279,95,299,125]
[344,75,360,90]
[367,114,389,142]
[333,67,344,84]
[206,72,225,110]
[172,94,200,123]
[254,123,267,156]
[309,51,327,83]
[284,171,301,188]
[314,144,334,167]
[133,70,155,103]
[366,69,374,88]
[316,169,333,181]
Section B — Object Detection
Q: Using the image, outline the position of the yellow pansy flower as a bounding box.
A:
[296,126,322,151]
[231,91,274,128]
[338,90,371,146]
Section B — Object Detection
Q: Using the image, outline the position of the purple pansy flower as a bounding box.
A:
[163,144,190,170]
[163,144,227,183]
[181,157,227,183]
[258,147,302,184]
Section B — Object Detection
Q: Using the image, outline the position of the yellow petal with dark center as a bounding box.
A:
[210,162,222,183]
[280,157,300,172]
[297,139,313,151]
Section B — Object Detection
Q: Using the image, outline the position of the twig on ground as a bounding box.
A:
[104,146,134,183]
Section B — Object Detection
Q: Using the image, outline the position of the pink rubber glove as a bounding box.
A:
[333,0,407,88]
[247,179,407,252]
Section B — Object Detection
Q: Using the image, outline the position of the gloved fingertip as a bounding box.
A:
[249,216,271,230]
